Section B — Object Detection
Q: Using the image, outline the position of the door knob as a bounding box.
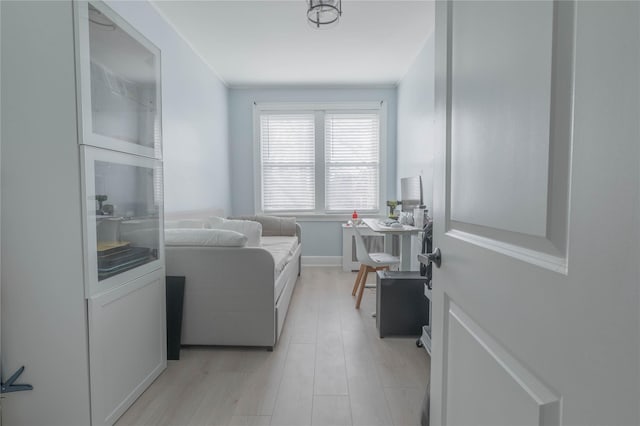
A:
[417,248,441,268]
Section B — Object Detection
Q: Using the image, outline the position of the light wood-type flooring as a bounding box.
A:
[116,267,430,426]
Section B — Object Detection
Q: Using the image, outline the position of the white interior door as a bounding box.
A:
[429,1,640,425]
[0,1,3,422]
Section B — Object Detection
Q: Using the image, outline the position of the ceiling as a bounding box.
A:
[150,1,435,87]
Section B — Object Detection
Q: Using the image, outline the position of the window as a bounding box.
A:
[255,102,385,216]
[260,114,316,211]
[325,113,380,212]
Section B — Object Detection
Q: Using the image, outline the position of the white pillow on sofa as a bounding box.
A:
[207,216,225,226]
[207,217,262,247]
[165,219,209,229]
[165,228,247,247]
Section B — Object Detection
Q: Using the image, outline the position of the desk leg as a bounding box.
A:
[384,234,393,254]
[400,234,412,270]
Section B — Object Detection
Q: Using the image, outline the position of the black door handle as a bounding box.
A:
[417,248,441,268]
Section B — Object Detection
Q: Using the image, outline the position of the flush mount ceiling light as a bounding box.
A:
[307,0,342,29]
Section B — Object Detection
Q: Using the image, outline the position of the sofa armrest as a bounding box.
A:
[166,246,277,306]
[165,246,278,346]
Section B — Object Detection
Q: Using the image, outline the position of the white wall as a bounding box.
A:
[108,1,231,215]
[228,87,397,257]
[397,35,435,212]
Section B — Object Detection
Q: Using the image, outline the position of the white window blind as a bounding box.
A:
[260,114,316,211]
[325,113,380,212]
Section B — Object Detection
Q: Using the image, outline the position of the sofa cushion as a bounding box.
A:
[165,219,209,229]
[208,217,262,247]
[261,236,300,258]
[261,236,300,300]
[165,228,248,247]
[231,215,297,237]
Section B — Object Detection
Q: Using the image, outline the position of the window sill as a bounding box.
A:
[258,213,386,222]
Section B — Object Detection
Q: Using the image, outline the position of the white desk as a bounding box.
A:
[362,218,421,271]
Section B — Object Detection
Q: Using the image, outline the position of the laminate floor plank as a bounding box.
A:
[348,377,394,426]
[233,354,286,416]
[314,328,348,396]
[311,395,352,426]
[269,375,314,426]
[383,387,425,426]
[115,267,429,426]
[228,416,272,426]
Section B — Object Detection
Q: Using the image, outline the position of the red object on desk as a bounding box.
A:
[352,210,358,220]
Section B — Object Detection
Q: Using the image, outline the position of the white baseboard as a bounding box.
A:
[301,256,342,267]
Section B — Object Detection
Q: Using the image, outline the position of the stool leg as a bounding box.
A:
[352,264,365,296]
[356,267,371,309]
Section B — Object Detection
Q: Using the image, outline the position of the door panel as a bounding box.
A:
[431,1,640,425]
[88,270,166,426]
[0,1,3,422]
[450,1,553,238]
[443,299,560,426]
[447,0,575,271]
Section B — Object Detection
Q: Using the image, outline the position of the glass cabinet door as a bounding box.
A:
[75,1,162,159]
[82,146,164,296]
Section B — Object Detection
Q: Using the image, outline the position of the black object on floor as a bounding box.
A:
[166,276,185,360]
[376,271,429,338]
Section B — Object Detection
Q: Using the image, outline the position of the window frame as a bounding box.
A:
[253,102,387,219]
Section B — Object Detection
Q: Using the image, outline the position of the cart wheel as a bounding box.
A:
[416,339,423,348]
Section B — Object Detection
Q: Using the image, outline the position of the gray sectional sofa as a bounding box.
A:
[165,215,301,350]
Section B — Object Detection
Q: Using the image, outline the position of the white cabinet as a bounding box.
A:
[88,269,166,425]
[81,146,164,297]
[74,0,162,159]
[76,2,166,424]
[1,1,166,425]
[80,147,166,425]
